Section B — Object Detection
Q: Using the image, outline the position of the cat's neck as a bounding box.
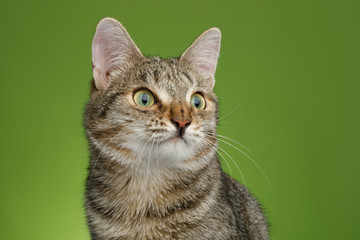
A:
[87,146,221,218]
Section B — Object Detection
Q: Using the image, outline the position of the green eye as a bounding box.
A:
[191,93,206,110]
[133,89,155,107]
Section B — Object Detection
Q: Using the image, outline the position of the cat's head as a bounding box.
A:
[84,18,221,171]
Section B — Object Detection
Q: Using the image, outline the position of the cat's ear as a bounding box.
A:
[92,18,143,90]
[180,28,221,87]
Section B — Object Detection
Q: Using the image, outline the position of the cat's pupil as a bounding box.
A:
[194,97,200,108]
[141,93,149,105]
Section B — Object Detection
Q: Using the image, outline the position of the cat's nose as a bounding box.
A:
[171,119,191,130]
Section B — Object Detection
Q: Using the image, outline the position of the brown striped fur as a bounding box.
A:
[84,18,268,240]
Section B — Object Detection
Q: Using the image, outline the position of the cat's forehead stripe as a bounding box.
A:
[138,58,196,101]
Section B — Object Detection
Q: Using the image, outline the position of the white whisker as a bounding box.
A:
[218,101,245,121]
[156,138,161,172]
[207,134,272,189]
[217,146,246,186]
[216,134,251,153]
[146,138,155,182]
[199,135,233,176]
[91,129,133,174]
[194,140,207,162]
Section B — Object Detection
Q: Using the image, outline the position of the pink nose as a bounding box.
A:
[171,119,191,129]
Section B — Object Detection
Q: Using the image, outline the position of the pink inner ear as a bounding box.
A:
[199,63,215,74]
[92,30,114,89]
[180,28,221,83]
[91,18,142,89]
[92,34,108,73]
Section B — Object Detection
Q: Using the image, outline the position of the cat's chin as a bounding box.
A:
[156,136,195,163]
[160,136,188,150]
[165,136,187,144]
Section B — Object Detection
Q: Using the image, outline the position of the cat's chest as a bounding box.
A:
[89,201,235,240]
[87,171,222,240]
[99,215,185,239]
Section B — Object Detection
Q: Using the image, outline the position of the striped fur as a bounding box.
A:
[84,18,269,240]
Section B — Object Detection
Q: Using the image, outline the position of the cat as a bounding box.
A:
[84,17,269,240]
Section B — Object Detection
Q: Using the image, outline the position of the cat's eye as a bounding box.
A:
[133,89,155,107]
[191,93,206,110]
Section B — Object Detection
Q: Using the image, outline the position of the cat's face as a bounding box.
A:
[84,18,221,171]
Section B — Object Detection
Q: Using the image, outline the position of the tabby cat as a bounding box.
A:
[84,17,269,240]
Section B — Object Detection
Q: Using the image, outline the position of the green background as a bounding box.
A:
[1,0,359,239]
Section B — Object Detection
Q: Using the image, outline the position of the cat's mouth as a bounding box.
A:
[164,135,187,145]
